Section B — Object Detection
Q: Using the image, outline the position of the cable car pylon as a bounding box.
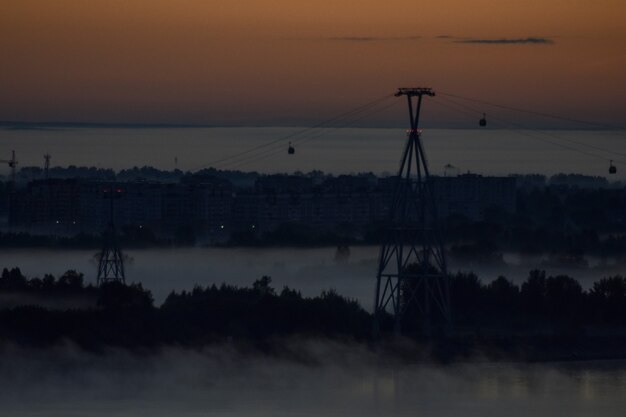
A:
[373,87,451,338]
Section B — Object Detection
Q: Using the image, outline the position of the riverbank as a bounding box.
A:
[2,269,626,363]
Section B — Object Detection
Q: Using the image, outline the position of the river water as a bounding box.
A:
[0,343,625,417]
[1,127,625,179]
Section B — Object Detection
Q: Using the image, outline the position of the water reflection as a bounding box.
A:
[367,361,626,416]
[1,343,625,416]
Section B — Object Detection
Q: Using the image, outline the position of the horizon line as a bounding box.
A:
[0,121,616,131]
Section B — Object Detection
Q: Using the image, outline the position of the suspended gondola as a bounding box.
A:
[193,90,623,180]
[609,160,617,174]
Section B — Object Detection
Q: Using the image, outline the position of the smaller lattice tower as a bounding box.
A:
[1,150,18,183]
[97,184,126,286]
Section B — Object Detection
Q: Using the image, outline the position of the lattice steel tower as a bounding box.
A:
[373,87,451,337]
[97,184,126,286]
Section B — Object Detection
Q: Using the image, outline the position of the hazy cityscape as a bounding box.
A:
[5,169,516,240]
[2,0,626,416]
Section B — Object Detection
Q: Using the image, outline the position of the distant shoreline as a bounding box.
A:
[1,121,617,131]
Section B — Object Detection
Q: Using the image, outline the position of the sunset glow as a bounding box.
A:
[1,0,624,125]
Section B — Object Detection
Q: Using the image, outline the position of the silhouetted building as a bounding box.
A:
[9,179,81,234]
[432,174,516,221]
[7,173,517,239]
[510,174,546,190]
[191,178,233,241]
[549,174,609,189]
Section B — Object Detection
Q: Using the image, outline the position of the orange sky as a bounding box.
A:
[1,0,625,125]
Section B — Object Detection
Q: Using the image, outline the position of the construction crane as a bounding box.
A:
[0,150,18,182]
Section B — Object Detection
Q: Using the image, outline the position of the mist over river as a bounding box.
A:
[0,246,624,307]
[1,342,625,417]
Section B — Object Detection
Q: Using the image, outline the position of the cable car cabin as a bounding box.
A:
[479,113,487,127]
[609,160,617,174]
[288,142,295,155]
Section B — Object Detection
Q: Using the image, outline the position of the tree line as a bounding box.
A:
[1,267,626,351]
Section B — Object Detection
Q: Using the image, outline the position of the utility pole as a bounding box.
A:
[97,184,126,286]
[373,87,451,337]
[43,153,52,226]
[44,153,51,180]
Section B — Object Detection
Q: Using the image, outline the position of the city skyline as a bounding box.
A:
[1,0,625,126]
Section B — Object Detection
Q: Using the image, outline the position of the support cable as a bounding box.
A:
[221,100,399,171]
[438,91,625,131]
[433,96,626,165]
[193,93,394,171]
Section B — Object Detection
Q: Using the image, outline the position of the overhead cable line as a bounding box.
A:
[433,96,626,165]
[438,91,625,131]
[194,93,394,171]
[214,97,396,170]
[223,100,400,171]
[438,95,626,159]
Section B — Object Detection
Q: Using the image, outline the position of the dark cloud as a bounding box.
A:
[455,37,555,45]
[327,36,421,42]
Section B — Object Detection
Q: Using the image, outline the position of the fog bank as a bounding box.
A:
[1,341,625,416]
[1,247,625,308]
